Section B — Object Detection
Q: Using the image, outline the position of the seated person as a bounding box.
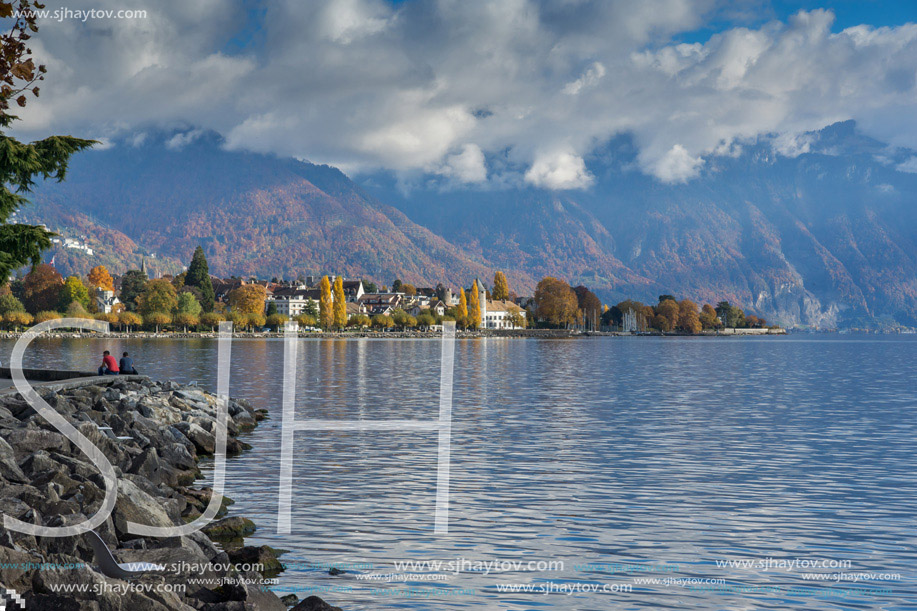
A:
[98,350,119,376]
[119,352,138,375]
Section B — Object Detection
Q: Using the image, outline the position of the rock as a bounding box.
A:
[227,545,284,576]
[329,567,345,576]
[281,594,299,607]
[4,429,69,455]
[0,452,28,483]
[174,421,216,455]
[290,596,344,611]
[202,516,256,540]
[113,478,176,537]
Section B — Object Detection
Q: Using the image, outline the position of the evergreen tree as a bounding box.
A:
[333,276,347,328]
[119,270,148,311]
[0,4,95,283]
[185,245,215,311]
[392,278,403,293]
[319,275,333,329]
[265,301,278,316]
[492,271,509,301]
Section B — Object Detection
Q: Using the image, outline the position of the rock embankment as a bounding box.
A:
[0,377,338,610]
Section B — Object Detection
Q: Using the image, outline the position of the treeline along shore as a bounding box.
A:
[0,374,342,610]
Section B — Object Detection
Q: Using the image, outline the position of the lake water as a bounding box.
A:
[3,335,916,610]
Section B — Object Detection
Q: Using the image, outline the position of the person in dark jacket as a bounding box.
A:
[119,352,138,375]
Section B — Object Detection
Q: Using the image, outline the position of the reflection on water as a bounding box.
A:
[3,335,916,610]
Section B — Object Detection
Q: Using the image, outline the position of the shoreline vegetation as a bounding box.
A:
[0,327,788,340]
[0,374,339,610]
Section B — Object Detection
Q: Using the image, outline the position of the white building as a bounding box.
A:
[266,287,322,317]
[473,279,526,329]
[95,288,121,314]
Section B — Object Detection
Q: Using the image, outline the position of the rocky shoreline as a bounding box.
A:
[0,376,341,610]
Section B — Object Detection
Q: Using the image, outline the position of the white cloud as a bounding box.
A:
[896,156,917,173]
[166,129,204,150]
[12,1,917,185]
[652,145,705,183]
[563,62,607,95]
[524,150,594,190]
[435,144,488,183]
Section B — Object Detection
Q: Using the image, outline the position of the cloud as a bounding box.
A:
[524,150,594,190]
[563,62,607,95]
[435,144,488,184]
[896,156,917,173]
[651,145,705,183]
[12,1,917,185]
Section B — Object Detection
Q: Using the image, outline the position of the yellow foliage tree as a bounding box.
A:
[468,280,482,328]
[228,284,267,315]
[456,288,468,328]
[333,276,347,329]
[492,271,509,301]
[319,275,333,329]
[87,265,114,291]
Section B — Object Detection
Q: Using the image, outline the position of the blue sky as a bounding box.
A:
[15,0,917,188]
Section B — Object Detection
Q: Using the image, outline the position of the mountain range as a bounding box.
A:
[17,122,917,329]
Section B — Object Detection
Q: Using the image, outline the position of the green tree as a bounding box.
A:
[363,281,378,293]
[119,270,148,311]
[185,246,215,311]
[392,278,403,293]
[468,280,482,328]
[0,4,95,283]
[58,275,90,311]
[0,292,24,314]
[333,276,347,329]
[138,278,178,316]
[266,313,288,331]
[319,275,333,329]
[176,292,202,316]
[265,300,278,317]
[200,311,224,332]
[492,271,509,301]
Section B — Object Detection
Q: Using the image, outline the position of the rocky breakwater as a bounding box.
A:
[0,377,341,611]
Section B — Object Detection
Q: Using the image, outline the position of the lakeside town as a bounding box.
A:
[0,245,781,336]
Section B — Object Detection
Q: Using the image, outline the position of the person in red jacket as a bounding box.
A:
[98,350,120,376]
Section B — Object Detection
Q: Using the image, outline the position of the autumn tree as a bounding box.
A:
[138,278,178,316]
[119,269,148,311]
[456,288,468,328]
[33,310,61,323]
[699,304,719,329]
[333,276,347,328]
[372,314,393,329]
[145,311,171,333]
[534,277,579,328]
[677,299,702,334]
[0,2,95,283]
[185,246,215,311]
[88,265,114,291]
[174,312,199,332]
[468,280,482,329]
[200,311,224,332]
[228,284,267,316]
[492,271,509,301]
[266,313,288,331]
[118,311,141,332]
[656,299,679,332]
[3,309,30,330]
[22,264,63,313]
[58,275,90,311]
[318,275,333,329]
[402,283,416,296]
[573,285,602,330]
